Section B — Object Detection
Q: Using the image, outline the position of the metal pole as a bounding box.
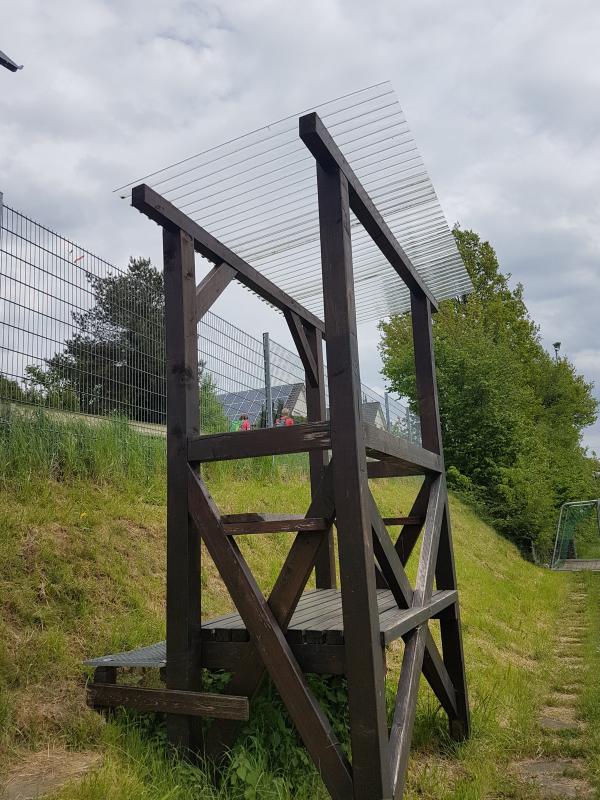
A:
[384,392,391,432]
[405,406,411,442]
[263,332,273,428]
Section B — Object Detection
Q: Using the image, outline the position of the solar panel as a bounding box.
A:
[118,82,472,322]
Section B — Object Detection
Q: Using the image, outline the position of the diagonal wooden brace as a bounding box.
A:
[205,464,337,756]
[190,467,352,799]
[368,483,458,720]
[389,475,445,797]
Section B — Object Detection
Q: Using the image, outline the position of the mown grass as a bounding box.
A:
[0,411,573,798]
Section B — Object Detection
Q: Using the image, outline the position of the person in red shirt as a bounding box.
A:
[275,407,294,427]
[240,414,251,431]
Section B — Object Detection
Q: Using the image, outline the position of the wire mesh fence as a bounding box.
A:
[0,199,420,457]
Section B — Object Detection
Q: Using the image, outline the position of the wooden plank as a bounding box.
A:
[412,293,470,741]
[283,310,319,388]
[316,161,391,800]
[304,325,336,589]
[87,684,249,721]
[131,184,325,334]
[363,423,443,473]
[299,112,438,310]
[162,226,202,753]
[188,421,331,462]
[381,590,458,644]
[221,515,327,535]
[201,640,346,675]
[390,625,429,797]
[195,261,236,321]
[389,468,445,795]
[384,516,422,527]
[187,467,353,800]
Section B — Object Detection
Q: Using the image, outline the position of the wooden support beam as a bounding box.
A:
[389,474,445,796]
[411,293,470,742]
[195,261,237,321]
[368,488,458,720]
[87,684,249,721]
[187,467,353,800]
[163,226,202,753]
[131,184,325,333]
[188,421,331,462]
[317,161,391,799]
[303,325,336,589]
[284,309,319,388]
[188,420,442,472]
[300,112,438,310]
[364,423,443,473]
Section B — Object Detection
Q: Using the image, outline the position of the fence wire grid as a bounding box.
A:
[0,200,420,449]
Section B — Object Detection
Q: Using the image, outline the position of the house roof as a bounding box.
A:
[361,401,385,427]
[217,382,304,425]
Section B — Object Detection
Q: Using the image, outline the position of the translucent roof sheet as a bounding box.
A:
[119,82,472,323]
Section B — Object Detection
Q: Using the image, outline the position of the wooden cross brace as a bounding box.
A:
[187,460,465,800]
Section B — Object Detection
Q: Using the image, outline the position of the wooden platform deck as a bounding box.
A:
[86,588,457,676]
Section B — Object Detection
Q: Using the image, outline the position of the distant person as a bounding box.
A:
[240,414,251,431]
[230,414,251,432]
[275,407,294,427]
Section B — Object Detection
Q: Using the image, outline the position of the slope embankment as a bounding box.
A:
[0,466,587,799]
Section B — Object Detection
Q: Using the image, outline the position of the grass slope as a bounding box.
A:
[0,414,574,798]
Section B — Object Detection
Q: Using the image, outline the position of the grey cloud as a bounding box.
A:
[1,0,598,451]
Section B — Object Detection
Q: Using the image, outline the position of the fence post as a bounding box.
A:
[384,392,391,432]
[263,332,273,428]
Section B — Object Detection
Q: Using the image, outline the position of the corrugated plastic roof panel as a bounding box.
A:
[118,82,472,322]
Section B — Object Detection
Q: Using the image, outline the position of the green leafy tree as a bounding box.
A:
[27,258,227,431]
[379,226,598,554]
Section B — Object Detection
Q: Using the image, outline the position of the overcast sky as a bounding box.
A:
[2,0,598,451]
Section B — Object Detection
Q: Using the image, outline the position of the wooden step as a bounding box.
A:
[221,513,328,535]
[87,684,249,720]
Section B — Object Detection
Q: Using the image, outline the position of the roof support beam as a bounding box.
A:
[299,112,438,311]
[132,184,326,334]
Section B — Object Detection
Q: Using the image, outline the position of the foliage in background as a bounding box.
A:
[379,226,599,557]
[24,258,227,433]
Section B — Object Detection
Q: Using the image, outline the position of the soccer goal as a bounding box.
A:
[551,500,600,570]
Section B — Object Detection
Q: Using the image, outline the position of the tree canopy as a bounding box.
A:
[379,226,598,556]
[27,257,228,433]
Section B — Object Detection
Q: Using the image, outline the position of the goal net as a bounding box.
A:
[551,500,600,569]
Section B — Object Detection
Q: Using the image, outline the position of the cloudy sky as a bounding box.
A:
[2,0,599,450]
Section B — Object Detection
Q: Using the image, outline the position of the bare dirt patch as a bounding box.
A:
[0,749,101,800]
[512,759,593,799]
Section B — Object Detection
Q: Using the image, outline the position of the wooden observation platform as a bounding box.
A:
[85,111,470,800]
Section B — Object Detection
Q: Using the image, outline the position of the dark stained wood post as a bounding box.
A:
[163,226,203,754]
[316,161,392,800]
[411,292,470,740]
[304,325,336,588]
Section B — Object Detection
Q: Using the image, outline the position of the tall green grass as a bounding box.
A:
[0,406,308,497]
